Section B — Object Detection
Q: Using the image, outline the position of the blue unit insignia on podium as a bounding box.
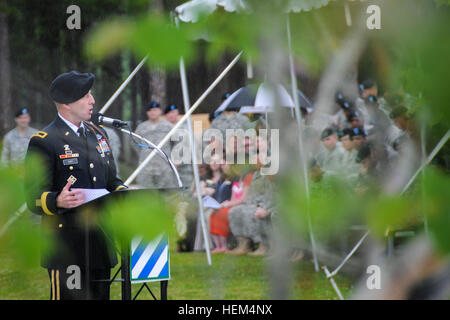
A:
[130,234,170,283]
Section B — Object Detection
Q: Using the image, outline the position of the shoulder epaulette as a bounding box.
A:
[31,131,48,139]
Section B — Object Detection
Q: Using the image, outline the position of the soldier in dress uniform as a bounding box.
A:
[134,102,177,189]
[24,71,128,300]
[1,108,38,166]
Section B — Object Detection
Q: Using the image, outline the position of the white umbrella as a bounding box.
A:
[175,0,248,23]
[254,83,295,108]
[175,0,337,23]
[175,0,218,23]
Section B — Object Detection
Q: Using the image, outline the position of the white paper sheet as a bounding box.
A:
[202,195,222,209]
[72,188,110,204]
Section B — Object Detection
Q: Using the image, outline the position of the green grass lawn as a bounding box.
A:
[0,247,353,300]
[0,161,354,300]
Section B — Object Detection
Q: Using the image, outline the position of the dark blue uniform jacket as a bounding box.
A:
[25,115,127,269]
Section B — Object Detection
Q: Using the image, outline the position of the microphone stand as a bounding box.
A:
[117,127,183,189]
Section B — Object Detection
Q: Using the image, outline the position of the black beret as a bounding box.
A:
[356,142,372,163]
[320,127,336,140]
[209,111,220,122]
[222,92,231,101]
[359,79,376,91]
[145,101,161,111]
[364,95,378,104]
[339,99,354,110]
[335,92,345,103]
[15,107,29,118]
[339,128,354,138]
[350,127,366,137]
[164,104,179,114]
[347,110,361,121]
[49,71,95,104]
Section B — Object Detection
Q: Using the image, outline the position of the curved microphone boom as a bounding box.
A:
[91,112,183,187]
[92,112,128,128]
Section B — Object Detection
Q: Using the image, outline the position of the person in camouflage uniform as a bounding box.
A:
[209,96,251,149]
[228,156,275,256]
[210,110,251,137]
[164,103,193,189]
[339,128,362,184]
[134,102,177,189]
[315,127,346,178]
[1,108,38,166]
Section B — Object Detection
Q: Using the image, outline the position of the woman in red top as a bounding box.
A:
[210,164,254,253]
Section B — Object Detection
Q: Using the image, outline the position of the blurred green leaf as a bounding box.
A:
[0,165,25,226]
[279,172,364,240]
[0,156,52,268]
[289,4,347,76]
[84,17,134,60]
[421,168,450,254]
[85,13,196,69]
[7,215,55,269]
[101,191,177,245]
[0,153,44,228]
[383,1,450,127]
[434,0,450,7]
[185,10,263,64]
[365,194,420,239]
[130,13,195,68]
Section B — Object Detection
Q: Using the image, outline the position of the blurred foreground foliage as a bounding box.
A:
[420,168,450,255]
[84,0,450,131]
[0,154,54,269]
[101,190,177,245]
[0,154,178,269]
[280,166,449,256]
[84,1,348,73]
[381,0,450,128]
[85,12,196,69]
[2,0,449,275]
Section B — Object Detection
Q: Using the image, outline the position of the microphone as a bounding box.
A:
[92,112,128,128]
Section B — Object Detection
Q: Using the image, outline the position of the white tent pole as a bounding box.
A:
[328,230,370,278]
[247,56,253,79]
[0,204,27,238]
[401,129,450,195]
[99,55,148,114]
[420,125,429,235]
[124,52,242,185]
[179,53,212,265]
[286,15,319,272]
[322,266,344,300]
[344,3,352,27]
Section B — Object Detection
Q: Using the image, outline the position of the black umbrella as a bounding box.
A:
[215,84,258,112]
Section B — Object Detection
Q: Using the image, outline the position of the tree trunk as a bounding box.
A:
[0,7,12,136]
[149,67,167,107]
[148,0,167,107]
